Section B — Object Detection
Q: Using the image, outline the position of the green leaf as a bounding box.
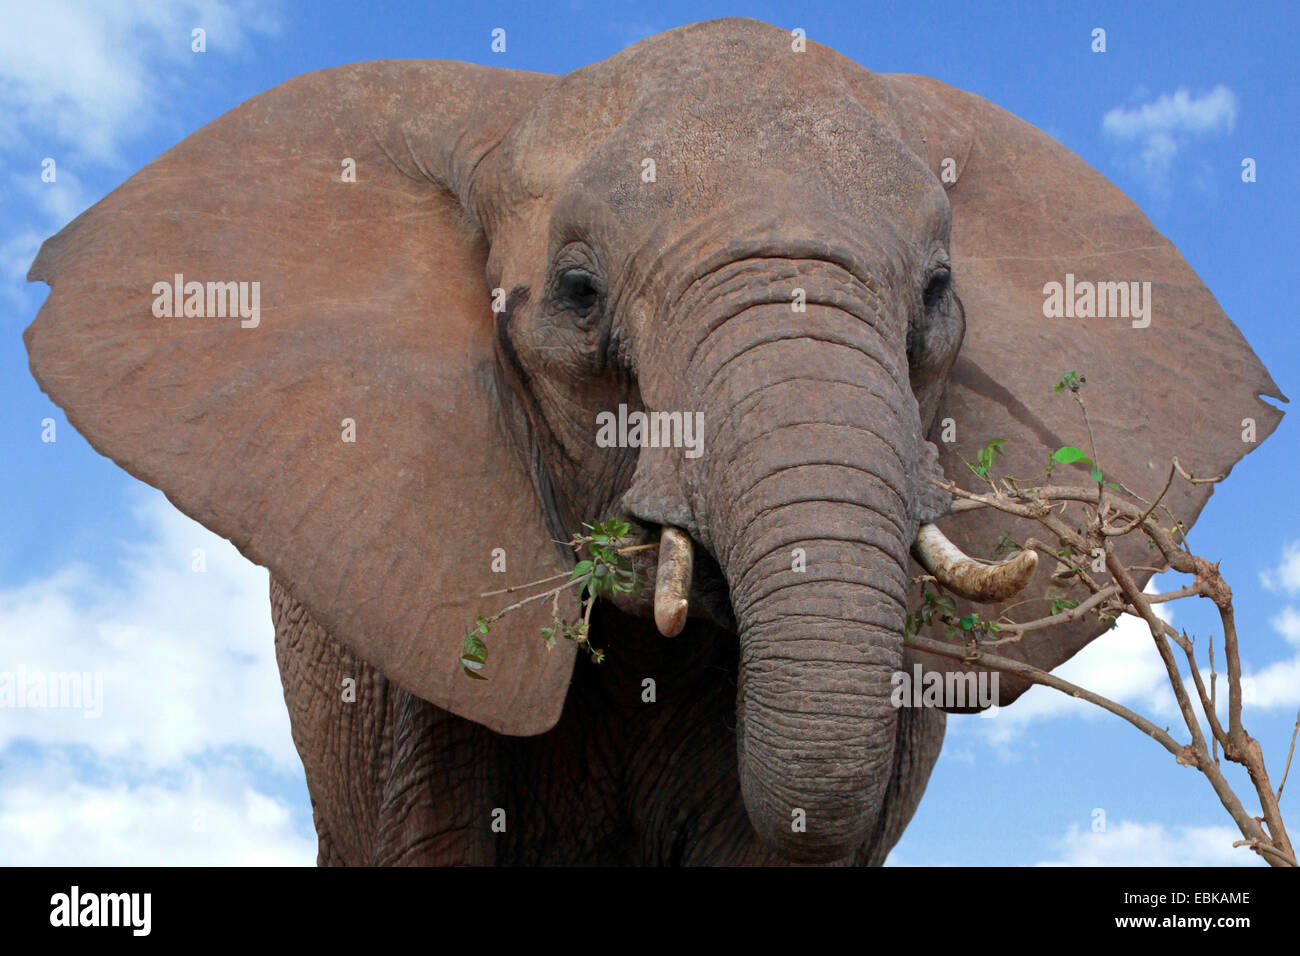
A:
[1054,371,1086,394]
[460,630,489,679]
[994,531,1021,558]
[572,560,594,577]
[978,438,1006,471]
[1090,465,1103,483]
[1052,446,1091,465]
[927,592,958,616]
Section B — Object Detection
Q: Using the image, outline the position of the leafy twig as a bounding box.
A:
[906,371,1295,866]
[460,518,648,677]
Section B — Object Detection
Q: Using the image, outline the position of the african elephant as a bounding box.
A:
[24,18,1281,865]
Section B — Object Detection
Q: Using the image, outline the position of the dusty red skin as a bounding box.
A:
[24,18,1282,864]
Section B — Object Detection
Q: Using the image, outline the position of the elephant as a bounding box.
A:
[24,18,1282,865]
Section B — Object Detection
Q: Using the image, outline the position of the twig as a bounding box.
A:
[911,629,1293,867]
[928,442,1294,866]
[907,633,1186,757]
[480,570,571,598]
[1210,633,1218,765]
[993,585,1120,637]
[1104,461,1176,536]
[484,576,584,622]
[1280,707,1300,803]
[1147,586,1199,604]
[1172,457,1226,485]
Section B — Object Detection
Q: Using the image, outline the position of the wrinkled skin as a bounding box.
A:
[275,582,943,864]
[24,19,1282,865]
[475,27,962,862]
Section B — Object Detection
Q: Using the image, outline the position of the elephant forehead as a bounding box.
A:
[502,18,941,222]
[568,105,943,227]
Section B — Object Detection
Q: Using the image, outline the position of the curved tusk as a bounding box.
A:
[653,526,694,636]
[912,522,1038,604]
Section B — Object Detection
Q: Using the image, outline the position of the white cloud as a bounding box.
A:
[971,595,1176,747]
[1037,819,1264,866]
[1102,85,1237,186]
[1244,654,1300,709]
[0,229,42,280]
[1103,86,1238,139]
[0,487,315,864]
[967,556,1300,748]
[0,0,279,166]
[1237,539,1300,709]
[1269,605,1300,645]
[1261,540,1300,595]
[0,750,314,865]
[3,167,91,308]
[3,1,282,312]
[12,165,91,225]
[3,0,282,314]
[0,488,294,769]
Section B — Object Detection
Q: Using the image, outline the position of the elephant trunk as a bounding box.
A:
[686,299,926,863]
[733,576,905,862]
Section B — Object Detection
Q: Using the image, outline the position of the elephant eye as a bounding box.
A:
[911,265,961,369]
[922,267,951,311]
[555,270,601,317]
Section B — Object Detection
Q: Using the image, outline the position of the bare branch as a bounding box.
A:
[1280,708,1300,804]
[926,444,1294,866]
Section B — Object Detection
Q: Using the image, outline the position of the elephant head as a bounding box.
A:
[25,19,1282,863]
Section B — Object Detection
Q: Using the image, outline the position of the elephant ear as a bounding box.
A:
[25,60,580,735]
[881,74,1285,706]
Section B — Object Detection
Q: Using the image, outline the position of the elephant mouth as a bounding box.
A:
[610,518,737,634]
[612,512,1038,637]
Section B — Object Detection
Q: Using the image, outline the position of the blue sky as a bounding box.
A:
[1,0,1296,865]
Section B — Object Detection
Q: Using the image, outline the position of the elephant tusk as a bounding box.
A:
[912,522,1038,604]
[653,526,694,636]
